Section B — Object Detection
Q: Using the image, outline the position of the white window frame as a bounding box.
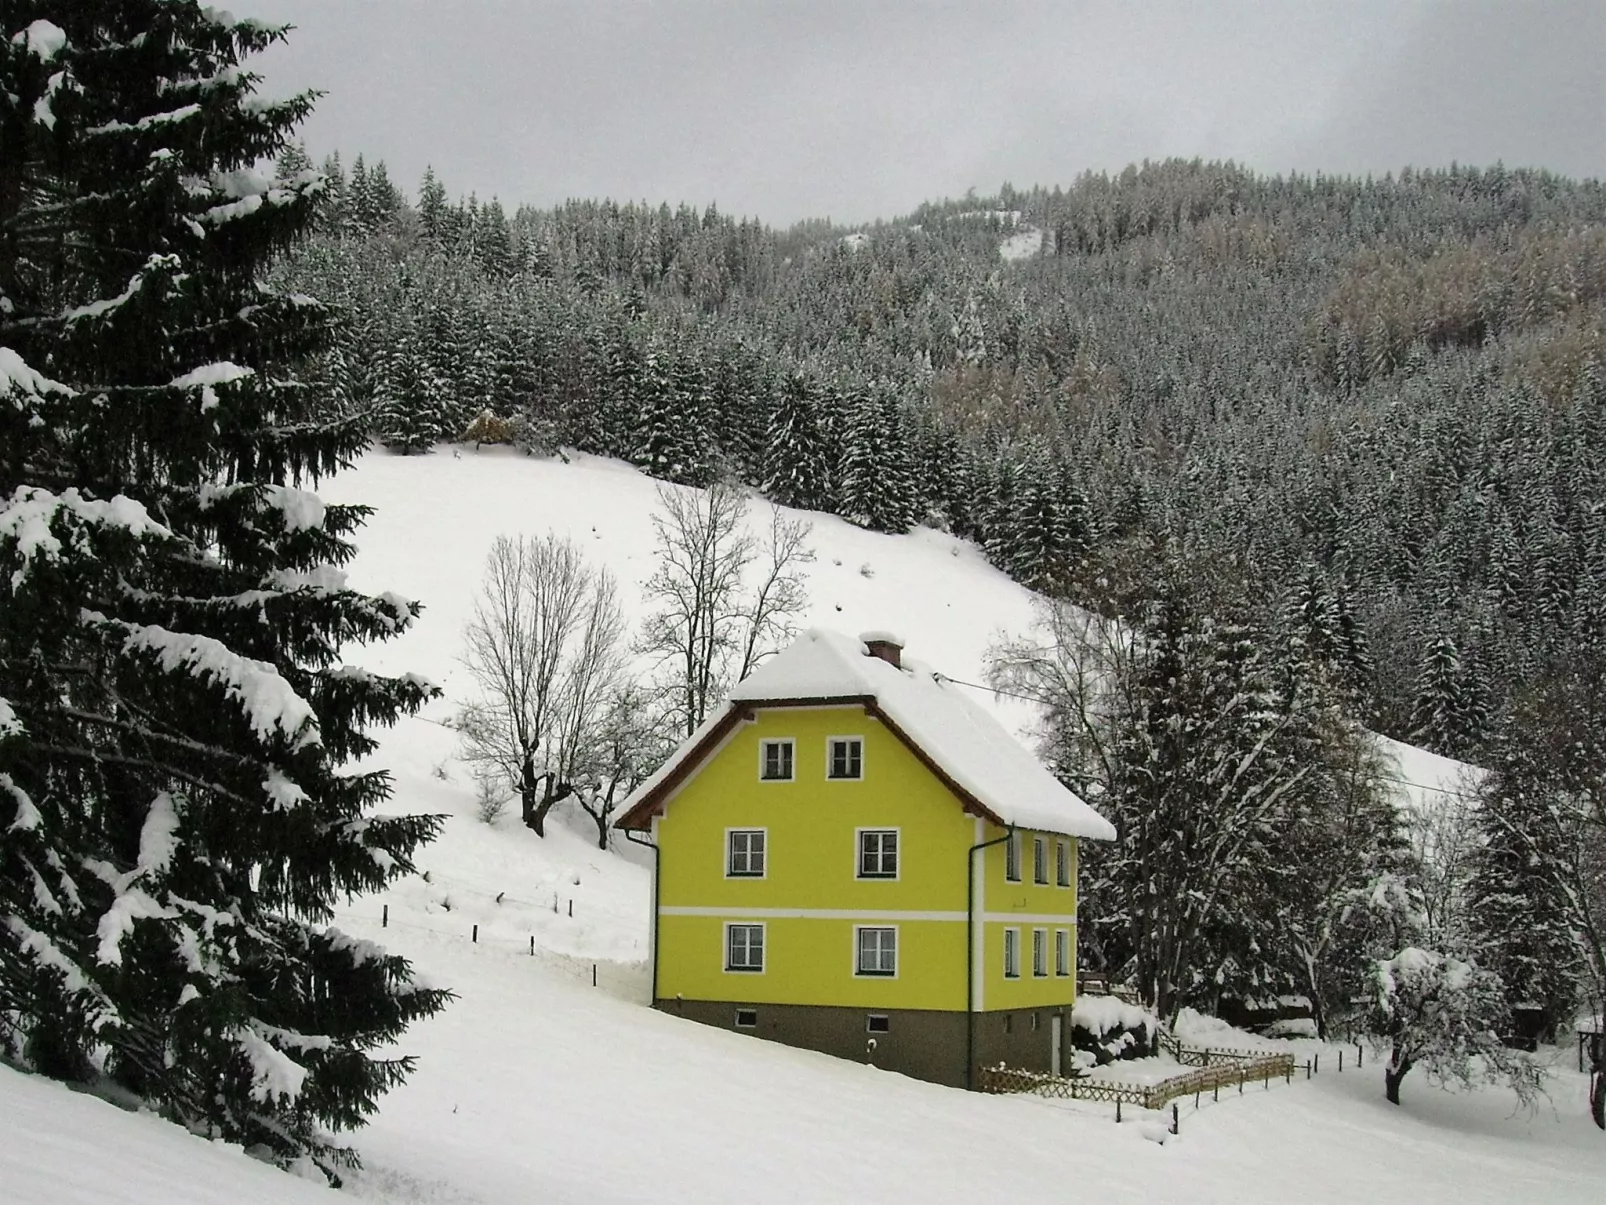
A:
[1033,837,1048,885]
[853,925,899,978]
[826,735,865,780]
[1032,928,1048,978]
[855,827,900,880]
[725,827,767,879]
[1003,927,1021,979]
[759,738,795,782]
[1056,840,1070,888]
[1005,832,1022,882]
[1055,928,1071,977]
[725,922,765,974]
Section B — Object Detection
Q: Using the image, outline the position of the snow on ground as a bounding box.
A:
[999,226,1044,261]
[6,446,1603,1204]
[1377,730,1484,817]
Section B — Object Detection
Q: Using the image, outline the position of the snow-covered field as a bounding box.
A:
[5,447,1603,1203]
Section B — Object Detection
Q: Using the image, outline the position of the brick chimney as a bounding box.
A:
[860,631,904,669]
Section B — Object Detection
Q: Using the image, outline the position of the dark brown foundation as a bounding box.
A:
[656,997,1070,1089]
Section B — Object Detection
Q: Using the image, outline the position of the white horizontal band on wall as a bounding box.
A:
[658,906,1077,925]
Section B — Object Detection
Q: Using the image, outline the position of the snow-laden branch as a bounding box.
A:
[111,621,321,749]
[0,346,76,401]
[0,485,173,590]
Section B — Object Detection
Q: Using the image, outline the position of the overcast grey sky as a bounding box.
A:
[247,1,1605,227]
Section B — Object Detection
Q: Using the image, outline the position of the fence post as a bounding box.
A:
[568,899,573,918]
[1305,1060,1311,1081]
[1357,1042,1363,1069]
[1314,1053,1319,1075]
[382,904,388,928]
[1171,1103,1178,1135]
[472,924,478,944]
[553,893,558,913]
[529,935,534,956]
[1116,1100,1122,1124]
[1213,1083,1219,1102]
[592,963,597,987]
[1338,1049,1343,1073]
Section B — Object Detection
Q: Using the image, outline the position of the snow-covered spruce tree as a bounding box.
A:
[1409,631,1490,760]
[1464,750,1583,1040]
[761,370,831,512]
[0,6,448,1179]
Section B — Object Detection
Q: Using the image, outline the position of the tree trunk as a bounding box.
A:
[519,755,539,831]
[1384,1048,1412,1105]
[530,778,574,838]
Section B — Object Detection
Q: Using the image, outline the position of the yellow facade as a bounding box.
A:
[651,703,1080,1014]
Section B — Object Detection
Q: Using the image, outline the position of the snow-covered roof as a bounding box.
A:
[620,628,1114,840]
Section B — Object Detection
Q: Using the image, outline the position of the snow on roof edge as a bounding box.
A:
[625,628,1114,841]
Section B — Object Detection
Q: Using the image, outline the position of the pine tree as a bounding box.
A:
[1409,632,1489,759]
[418,166,449,248]
[1,9,449,1177]
[376,319,447,454]
[761,371,830,511]
[1465,751,1582,1038]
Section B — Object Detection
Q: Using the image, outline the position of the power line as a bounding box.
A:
[933,673,1481,800]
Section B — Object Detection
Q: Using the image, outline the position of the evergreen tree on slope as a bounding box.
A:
[1465,749,1582,1038]
[762,370,830,511]
[0,5,448,1178]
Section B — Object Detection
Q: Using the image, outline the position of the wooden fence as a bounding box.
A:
[979,1046,1297,1111]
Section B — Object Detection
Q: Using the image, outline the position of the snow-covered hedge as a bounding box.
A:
[1071,995,1159,1066]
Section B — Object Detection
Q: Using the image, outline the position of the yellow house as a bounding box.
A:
[617,629,1115,1089]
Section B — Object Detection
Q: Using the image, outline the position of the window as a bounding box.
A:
[866,1014,890,1034]
[1003,927,1020,979]
[726,923,764,973]
[828,737,863,780]
[1055,929,1070,977]
[857,829,899,879]
[760,739,794,781]
[1003,1013,1013,1034]
[734,1008,758,1029]
[726,829,766,878]
[1033,837,1048,885]
[856,926,897,977]
[1005,832,1022,882]
[1032,928,1048,978]
[1056,841,1070,888]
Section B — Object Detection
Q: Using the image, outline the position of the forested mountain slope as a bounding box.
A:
[276,156,1606,762]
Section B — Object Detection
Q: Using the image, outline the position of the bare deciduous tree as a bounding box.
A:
[640,480,813,738]
[573,680,672,850]
[458,533,629,836]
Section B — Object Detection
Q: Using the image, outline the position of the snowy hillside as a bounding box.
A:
[5,446,1601,1205]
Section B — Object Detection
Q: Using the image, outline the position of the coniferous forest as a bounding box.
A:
[277,155,1606,767]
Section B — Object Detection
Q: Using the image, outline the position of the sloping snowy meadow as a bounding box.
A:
[4,446,1601,1203]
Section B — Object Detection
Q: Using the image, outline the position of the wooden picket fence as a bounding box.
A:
[979,1045,1298,1111]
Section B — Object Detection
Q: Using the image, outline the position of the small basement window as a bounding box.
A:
[734,1008,758,1029]
[867,1014,890,1034]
